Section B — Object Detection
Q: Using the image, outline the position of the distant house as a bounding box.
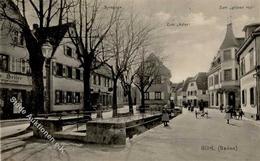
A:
[186,72,209,107]
[236,23,260,120]
[208,23,244,109]
[136,54,172,108]
[176,77,192,107]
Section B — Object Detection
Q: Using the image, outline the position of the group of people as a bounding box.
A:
[224,105,245,124]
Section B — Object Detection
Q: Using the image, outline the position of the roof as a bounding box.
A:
[37,23,74,46]
[182,77,192,91]
[242,23,260,31]
[194,72,208,90]
[138,53,171,77]
[219,23,241,50]
[93,64,112,78]
[236,37,245,47]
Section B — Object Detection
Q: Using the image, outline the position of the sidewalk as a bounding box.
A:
[0,123,30,139]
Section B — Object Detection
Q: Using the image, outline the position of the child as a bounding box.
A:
[239,109,244,120]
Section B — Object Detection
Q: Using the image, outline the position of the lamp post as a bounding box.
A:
[42,42,53,114]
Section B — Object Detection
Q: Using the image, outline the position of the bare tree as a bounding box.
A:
[105,12,153,117]
[0,0,76,115]
[134,49,161,113]
[66,0,118,115]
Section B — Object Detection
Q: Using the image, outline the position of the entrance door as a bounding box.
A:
[228,92,236,108]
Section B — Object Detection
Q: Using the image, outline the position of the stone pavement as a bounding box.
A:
[1,108,260,161]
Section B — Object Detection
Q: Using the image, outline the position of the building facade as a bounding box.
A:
[0,20,123,119]
[236,23,260,120]
[0,21,32,119]
[136,54,172,107]
[208,23,244,109]
[176,77,192,107]
[186,72,209,107]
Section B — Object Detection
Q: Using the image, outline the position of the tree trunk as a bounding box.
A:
[83,63,92,116]
[23,29,45,116]
[127,86,134,115]
[30,66,44,115]
[112,78,118,117]
[140,87,145,113]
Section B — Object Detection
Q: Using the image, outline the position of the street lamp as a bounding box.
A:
[42,42,53,114]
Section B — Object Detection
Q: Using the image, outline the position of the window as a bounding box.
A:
[249,48,255,70]
[0,54,8,72]
[224,69,232,81]
[55,90,63,104]
[144,92,149,100]
[155,92,161,100]
[214,74,219,85]
[242,90,247,105]
[211,93,214,106]
[56,63,63,76]
[202,90,206,95]
[235,68,238,80]
[13,30,18,45]
[65,46,73,57]
[67,66,72,78]
[67,91,72,103]
[241,58,245,76]
[154,76,161,84]
[190,83,194,86]
[21,59,26,74]
[194,91,197,96]
[250,87,255,105]
[76,69,81,80]
[75,92,81,103]
[98,75,101,85]
[223,50,232,61]
[93,74,97,85]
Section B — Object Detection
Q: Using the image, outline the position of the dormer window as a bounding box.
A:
[65,46,73,57]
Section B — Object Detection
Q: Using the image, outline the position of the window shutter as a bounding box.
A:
[63,91,67,103]
[161,92,164,99]
[72,68,76,79]
[64,45,66,56]
[63,65,67,77]
[52,62,56,75]
[80,70,83,80]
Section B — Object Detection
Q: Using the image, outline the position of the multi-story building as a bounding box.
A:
[0,21,32,119]
[208,23,244,109]
[136,54,172,107]
[176,77,192,107]
[236,23,260,120]
[186,72,209,107]
[0,20,122,119]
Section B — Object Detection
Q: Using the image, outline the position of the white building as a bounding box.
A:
[236,23,260,120]
[208,23,244,109]
[186,72,209,107]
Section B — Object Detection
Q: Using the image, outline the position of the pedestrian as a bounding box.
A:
[225,107,232,124]
[195,110,198,119]
[220,104,224,113]
[238,108,244,120]
[170,100,175,110]
[199,99,204,112]
[162,108,170,126]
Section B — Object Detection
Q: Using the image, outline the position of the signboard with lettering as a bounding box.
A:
[0,72,32,86]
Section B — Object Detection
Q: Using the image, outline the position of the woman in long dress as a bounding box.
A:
[225,107,232,124]
[162,109,170,126]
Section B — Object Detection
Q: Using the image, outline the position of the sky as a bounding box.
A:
[118,0,260,83]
